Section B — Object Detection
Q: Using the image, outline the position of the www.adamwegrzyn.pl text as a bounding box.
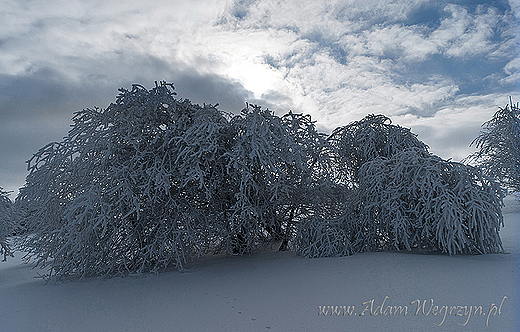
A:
[317,296,507,326]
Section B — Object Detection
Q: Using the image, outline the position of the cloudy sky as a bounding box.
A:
[1,0,519,196]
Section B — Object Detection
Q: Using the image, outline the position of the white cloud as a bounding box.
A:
[397,93,510,161]
[355,25,438,61]
[502,57,520,85]
[0,0,227,76]
[443,6,497,57]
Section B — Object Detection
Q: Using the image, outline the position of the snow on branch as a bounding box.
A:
[0,187,13,261]
[328,114,429,185]
[222,105,332,254]
[466,99,520,193]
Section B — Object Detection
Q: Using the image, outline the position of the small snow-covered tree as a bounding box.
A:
[466,100,520,193]
[356,148,503,254]
[297,115,504,257]
[0,187,13,261]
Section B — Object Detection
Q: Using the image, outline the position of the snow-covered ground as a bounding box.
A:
[1,198,518,332]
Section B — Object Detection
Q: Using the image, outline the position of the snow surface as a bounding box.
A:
[1,200,518,332]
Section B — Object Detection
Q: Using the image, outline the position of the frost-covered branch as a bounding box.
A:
[0,187,13,261]
[223,106,332,254]
[466,100,520,193]
[328,114,428,185]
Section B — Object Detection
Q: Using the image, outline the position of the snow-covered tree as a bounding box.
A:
[297,114,430,256]
[466,100,520,193]
[17,83,230,279]
[297,115,504,257]
[0,187,13,261]
[16,83,332,279]
[356,148,503,254]
[17,82,507,277]
[222,105,332,254]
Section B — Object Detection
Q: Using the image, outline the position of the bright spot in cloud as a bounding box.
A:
[226,61,280,98]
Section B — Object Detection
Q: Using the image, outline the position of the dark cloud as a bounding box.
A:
[231,0,258,20]
[0,54,255,115]
[0,119,69,198]
[405,2,448,29]
[0,68,117,120]
[173,73,253,113]
[395,54,513,95]
[254,89,299,114]
[0,53,257,194]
